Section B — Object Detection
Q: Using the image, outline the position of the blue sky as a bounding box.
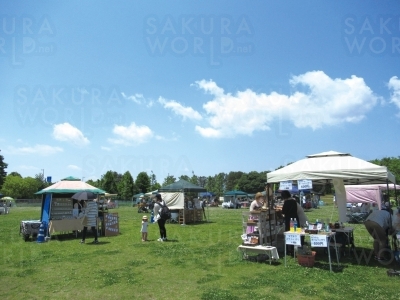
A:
[1,0,399,184]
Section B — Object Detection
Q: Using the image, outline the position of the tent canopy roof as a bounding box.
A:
[158,179,207,192]
[35,180,106,194]
[267,151,396,185]
[61,176,81,181]
[224,190,248,196]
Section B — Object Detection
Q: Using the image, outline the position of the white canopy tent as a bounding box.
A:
[345,184,400,209]
[267,151,396,222]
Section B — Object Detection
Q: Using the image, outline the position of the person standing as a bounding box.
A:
[80,199,99,244]
[249,192,264,212]
[364,208,392,260]
[141,215,148,242]
[281,190,299,231]
[281,190,303,253]
[153,194,167,242]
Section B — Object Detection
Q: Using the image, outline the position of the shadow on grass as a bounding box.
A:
[338,246,400,268]
[145,239,179,242]
[180,220,216,226]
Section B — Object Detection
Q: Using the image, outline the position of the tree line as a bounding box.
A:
[0,150,399,200]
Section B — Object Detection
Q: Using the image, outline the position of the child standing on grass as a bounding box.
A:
[141,216,148,242]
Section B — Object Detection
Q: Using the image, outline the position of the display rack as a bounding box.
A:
[50,198,73,220]
[242,210,282,246]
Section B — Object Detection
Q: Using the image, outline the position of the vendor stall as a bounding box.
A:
[267,151,396,222]
[35,176,107,237]
[158,179,207,224]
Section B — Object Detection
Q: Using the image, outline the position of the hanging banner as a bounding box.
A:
[297,179,312,190]
[310,234,327,247]
[104,213,119,236]
[285,233,301,246]
[279,181,293,190]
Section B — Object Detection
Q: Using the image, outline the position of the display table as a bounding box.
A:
[284,231,340,272]
[49,219,84,236]
[237,245,279,264]
[331,227,355,256]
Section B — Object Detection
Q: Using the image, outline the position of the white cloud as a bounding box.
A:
[8,144,63,155]
[67,165,81,170]
[121,92,146,104]
[108,122,153,145]
[101,146,111,151]
[193,71,379,138]
[388,76,400,116]
[52,123,90,146]
[158,97,202,121]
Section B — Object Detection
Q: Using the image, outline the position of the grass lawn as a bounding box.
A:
[0,198,399,300]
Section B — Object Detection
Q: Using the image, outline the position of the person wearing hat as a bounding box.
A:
[141,215,148,242]
[153,194,168,241]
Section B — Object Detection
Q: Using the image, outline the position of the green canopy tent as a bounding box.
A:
[223,190,249,208]
[132,193,145,206]
[35,176,106,226]
[223,190,248,197]
[158,179,207,224]
[158,179,207,193]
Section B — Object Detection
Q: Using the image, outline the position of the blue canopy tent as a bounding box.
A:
[199,192,215,198]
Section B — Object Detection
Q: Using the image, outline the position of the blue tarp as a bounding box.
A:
[199,192,215,197]
[40,193,52,226]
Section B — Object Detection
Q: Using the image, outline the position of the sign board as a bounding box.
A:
[310,234,327,247]
[297,179,312,190]
[285,233,301,246]
[279,181,293,190]
[104,213,119,236]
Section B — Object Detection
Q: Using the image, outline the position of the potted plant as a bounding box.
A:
[296,245,316,267]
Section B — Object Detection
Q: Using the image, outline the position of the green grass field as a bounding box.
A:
[0,199,399,300]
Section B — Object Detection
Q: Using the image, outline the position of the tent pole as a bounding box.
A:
[266,183,272,246]
[182,190,186,226]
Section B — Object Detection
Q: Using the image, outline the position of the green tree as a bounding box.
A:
[162,174,176,186]
[209,173,225,196]
[151,182,161,191]
[86,179,101,188]
[237,171,267,193]
[190,171,199,185]
[370,156,400,184]
[119,171,135,200]
[225,171,243,191]
[179,175,190,182]
[0,150,8,190]
[136,172,151,193]
[1,175,41,198]
[35,172,49,191]
[101,171,119,194]
[9,172,22,177]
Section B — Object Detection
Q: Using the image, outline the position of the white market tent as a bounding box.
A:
[156,192,185,210]
[345,184,400,209]
[267,151,396,222]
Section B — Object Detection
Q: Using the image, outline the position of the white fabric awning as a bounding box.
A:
[267,151,395,185]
